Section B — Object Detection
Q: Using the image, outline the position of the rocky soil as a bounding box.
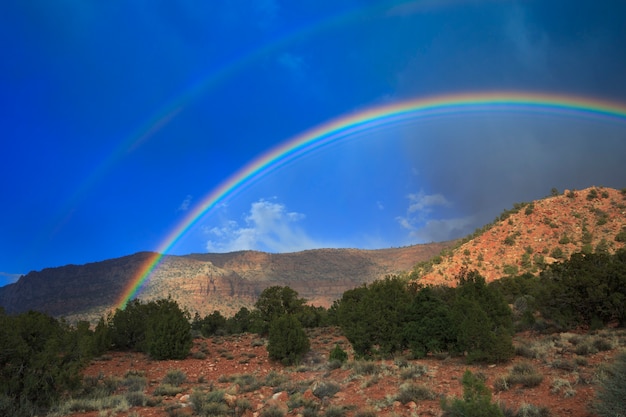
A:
[61,326,626,417]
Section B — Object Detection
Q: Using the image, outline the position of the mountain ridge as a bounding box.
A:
[2,186,624,323]
[0,243,453,323]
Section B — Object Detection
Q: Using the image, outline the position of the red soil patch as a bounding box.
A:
[65,327,625,417]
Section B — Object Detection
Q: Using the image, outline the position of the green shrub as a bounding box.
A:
[261,405,286,417]
[227,373,261,392]
[507,362,543,388]
[324,405,347,417]
[516,403,551,417]
[122,374,147,392]
[145,298,193,360]
[558,234,570,245]
[395,383,435,404]
[550,247,564,259]
[350,360,381,376]
[255,286,307,334]
[190,389,229,416]
[400,364,428,380]
[587,189,598,200]
[163,369,186,387]
[267,314,310,365]
[404,285,455,359]
[441,370,504,417]
[503,265,519,276]
[329,344,348,363]
[550,378,575,397]
[264,370,289,387]
[451,271,514,364]
[125,391,148,406]
[550,359,576,372]
[153,384,184,396]
[313,382,341,399]
[593,352,626,417]
[0,310,86,416]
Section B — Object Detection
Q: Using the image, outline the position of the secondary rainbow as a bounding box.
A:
[115,91,626,309]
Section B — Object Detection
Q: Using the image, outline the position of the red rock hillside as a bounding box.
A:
[413,186,626,285]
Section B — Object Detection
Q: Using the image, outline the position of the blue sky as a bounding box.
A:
[2,0,626,285]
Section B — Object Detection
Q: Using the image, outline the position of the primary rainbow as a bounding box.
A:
[115,91,626,309]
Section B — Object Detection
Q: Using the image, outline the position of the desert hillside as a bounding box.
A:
[2,186,624,324]
[412,186,626,285]
[0,242,452,322]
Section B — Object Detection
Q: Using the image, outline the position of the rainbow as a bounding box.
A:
[115,91,626,309]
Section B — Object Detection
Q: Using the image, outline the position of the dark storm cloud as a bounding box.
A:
[394,1,626,98]
[385,1,626,242]
[398,114,626,242]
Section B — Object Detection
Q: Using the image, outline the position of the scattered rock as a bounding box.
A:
[224,393,237,407]
[272,391,289,402]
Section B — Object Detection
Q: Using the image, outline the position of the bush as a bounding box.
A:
[452,270,514,364]
[441,370,504,417]
[516,403,551,417]
[506,362,543,388]
[395,383,435,404]
[0,310,86,415]
[261,405,286,417]
[255,286,307,333]
[349,360,381,376]
[122,374,147,392]
[335,276,412,357]
[109,297,192,360]
[329,344,348,363]
[190,389,230,416]
[400,364,428,380]
[145,298,192,360]
[404,286,455,359]
[267,314,310,365]
[125,391,148,406]
[593,352,626,417]
[313,382,341,399]
[153,384,184,396]
[162,369,186,387]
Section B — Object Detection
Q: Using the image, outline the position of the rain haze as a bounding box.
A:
[1,0,626,285]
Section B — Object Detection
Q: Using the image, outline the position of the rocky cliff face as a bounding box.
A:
[0,242,452,322]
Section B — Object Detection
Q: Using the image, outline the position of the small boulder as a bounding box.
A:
[224,393,237,407]
[272,391,289,402]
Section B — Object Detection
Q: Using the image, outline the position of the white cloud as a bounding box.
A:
[397,191,472,242]
[205,199,318,253]
[178,194,192,211]
[408,216,475,243]
[406,191,450,213]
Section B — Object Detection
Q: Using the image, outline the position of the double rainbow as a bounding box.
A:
[115,91,626,309]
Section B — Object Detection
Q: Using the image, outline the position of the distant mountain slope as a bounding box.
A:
[413,186,626,285]
[0,242,452,322]
[3,187,623,323]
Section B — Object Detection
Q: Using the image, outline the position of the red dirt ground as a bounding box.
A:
[64,327,625,417]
